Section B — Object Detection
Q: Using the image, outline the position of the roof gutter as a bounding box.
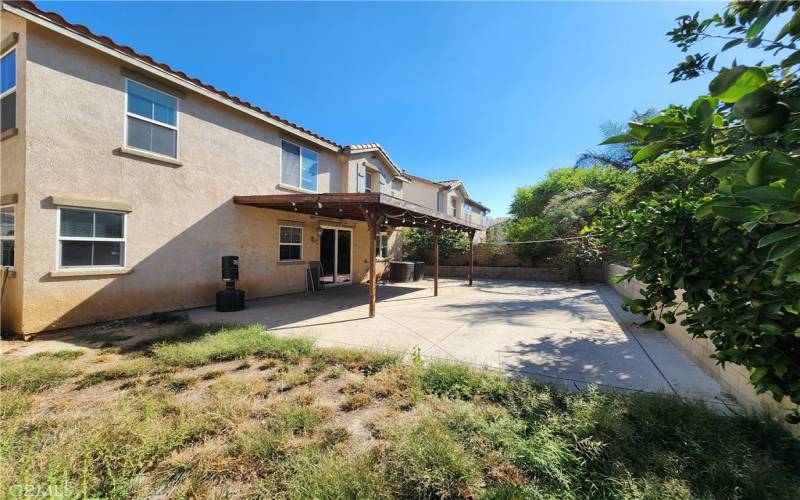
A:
[2,1,341,153]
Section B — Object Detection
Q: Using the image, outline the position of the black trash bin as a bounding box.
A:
[413,261,425,281]
[389,261,415,282]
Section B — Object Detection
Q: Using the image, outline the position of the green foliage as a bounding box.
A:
[402,227,470,260]
[422,362,488,400]
[509,165,631,219]
[592,192,800,419]
[504,165,630,266]
[593,1,800,420]
[619,152,708,207]
[503,216,557,265]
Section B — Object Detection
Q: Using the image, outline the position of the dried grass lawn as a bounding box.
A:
[1,319,799,499]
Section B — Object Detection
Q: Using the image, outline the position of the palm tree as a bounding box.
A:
[576,109,657,170]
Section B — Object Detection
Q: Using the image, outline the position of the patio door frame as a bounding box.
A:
[320,225,353,287]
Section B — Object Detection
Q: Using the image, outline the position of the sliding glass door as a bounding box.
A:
[319,227,352,285]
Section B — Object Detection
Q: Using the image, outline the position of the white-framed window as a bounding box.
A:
[451,197,458,217]
[58,208,126,268]
[376,233,389,259]
[280,140,318,191]
[125,79,178,158]
[364,172,373,193]
[1,204,15,268]
[1,46,16,134]
[279,225,303,261]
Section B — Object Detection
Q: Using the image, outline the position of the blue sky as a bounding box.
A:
[42,1,726,216]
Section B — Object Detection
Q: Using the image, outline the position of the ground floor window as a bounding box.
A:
[279,225,303,261]
[1,204,14,268]
[58,208,126,268]
[376,233,389,259]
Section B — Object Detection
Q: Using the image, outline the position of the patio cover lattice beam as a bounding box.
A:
[233,193,483,232]
[233,193,482,318]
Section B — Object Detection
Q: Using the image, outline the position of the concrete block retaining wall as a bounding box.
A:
[606,263,798,424]
[437,265,604,282]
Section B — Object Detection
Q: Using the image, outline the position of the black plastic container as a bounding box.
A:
[389,261,415,282]
[413,261,425,281]
[216,288,245,312]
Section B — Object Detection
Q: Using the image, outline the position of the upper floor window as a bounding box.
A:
[364,172,373,193]
[465,204,472,215]
[58,208,126,268]
[125,79,178,158]
[281,140,318,191]
[1,47,16,134]
[1,205,14,268]
[451,197,458,217]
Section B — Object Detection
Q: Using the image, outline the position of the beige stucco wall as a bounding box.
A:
[0,11,26,334]
[11,21,391,335]
[606,263,799,423]
[345,151,404,197]
[403,177,439,211]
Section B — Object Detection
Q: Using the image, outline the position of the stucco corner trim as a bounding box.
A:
[0,32,19,53]
[116,147,183,167]
[49,195,133,213]
[0,193,18,205]
[0,127,18,141]
[48,267,133,279]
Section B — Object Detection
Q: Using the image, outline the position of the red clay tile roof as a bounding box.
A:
[342,143,410,180]
[6,0,343,149]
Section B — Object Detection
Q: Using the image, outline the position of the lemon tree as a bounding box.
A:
[595,1,800,422]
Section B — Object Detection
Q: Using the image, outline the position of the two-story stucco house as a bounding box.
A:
[0,1,489,336]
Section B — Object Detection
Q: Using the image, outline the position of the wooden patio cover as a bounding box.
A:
[234,193,484,317]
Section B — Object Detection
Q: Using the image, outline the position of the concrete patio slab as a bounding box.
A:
[186,278,737,410]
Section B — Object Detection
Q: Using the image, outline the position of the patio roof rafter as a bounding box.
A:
[233,193,483,232]
[233,193,483,317]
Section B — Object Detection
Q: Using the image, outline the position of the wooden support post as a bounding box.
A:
[432,226,441,297]
[361,206,380,318]
[468,230,475,286]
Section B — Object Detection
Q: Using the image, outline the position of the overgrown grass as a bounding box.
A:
[380,416,482,499]
[311,347,399,374]
[3,321,799,499]
[0,351,82,392]
[77,356,158,388]
[151,324,313,367]
[2,379,256,497]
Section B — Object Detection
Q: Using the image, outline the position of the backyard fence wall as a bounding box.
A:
[606,263,799,425]
[438,265,603,282]
[438,244,529,267]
